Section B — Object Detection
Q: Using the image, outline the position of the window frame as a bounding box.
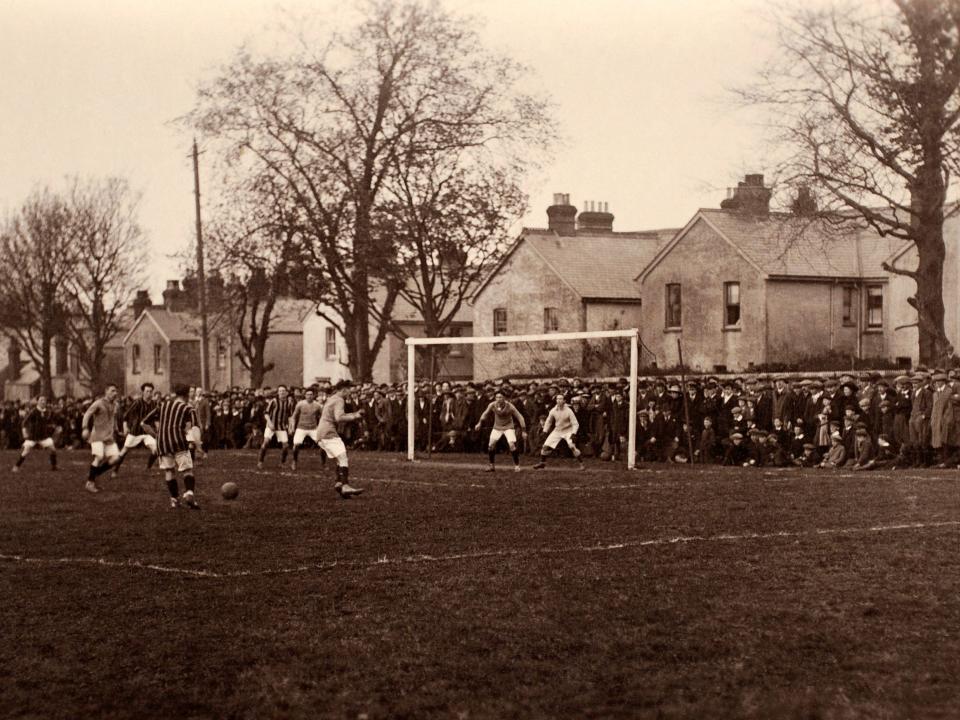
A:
[447,326,464,357]
[543,307,559,350]
[131,344,141,375]
[866,284,883,329]
[493,308,508,349]
[216,337,227,369]
[841,286,856,327]
[665,283,682,330]
[153,344,164,375]
[723,281,741,328]
[324,327,337,360]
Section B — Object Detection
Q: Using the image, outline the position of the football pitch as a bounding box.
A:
[1,449,959,719]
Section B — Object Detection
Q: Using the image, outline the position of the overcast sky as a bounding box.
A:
[1,0,774,298]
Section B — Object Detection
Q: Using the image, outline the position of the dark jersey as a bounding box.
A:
[23,407,56,440]
[265,396,296,430]
[143,399,198,456]
[123,398,156,435]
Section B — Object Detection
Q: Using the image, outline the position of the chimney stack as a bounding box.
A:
[577,199,615,233]
[131,290,151,321]
[791,185,817,215]
[720,173,772,215]
[162,280,187,313]
[546,193,577,236]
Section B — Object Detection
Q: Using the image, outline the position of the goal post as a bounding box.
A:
[405,328,640,469]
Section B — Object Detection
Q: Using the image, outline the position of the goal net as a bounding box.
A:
[404,329,641,469]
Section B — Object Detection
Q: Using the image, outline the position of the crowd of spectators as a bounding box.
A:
[4,368,960,470]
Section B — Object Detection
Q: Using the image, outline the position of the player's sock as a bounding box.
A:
[511,449,520,466]
[113,452,126,469]
[15,454,25,468]
[88,464,99,481]
[166,478,179,498]
[280,447,288,464]
[292,446,300,464]
[488,449,496,465]
[320,451,327,467]
[183,474,195,492]
[258,445,268,464]
[146,453,157,469]
[49,452,57,469]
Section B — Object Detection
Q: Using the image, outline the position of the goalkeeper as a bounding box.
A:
[533,393,586,470]
[474,390,527,472]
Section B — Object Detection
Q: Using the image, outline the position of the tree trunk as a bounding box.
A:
[40,333,52,397]
[914,238,950,365]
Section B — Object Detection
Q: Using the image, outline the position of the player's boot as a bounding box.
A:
[182,490,200,510]
[578,460,586,470]
[291,460,297,471]
[484,463,495,472]
[532,462,545,470]
[169,497,180,509]
[10,465,18,474]
[336,482,364,498]
[514,465,521,473]
[84,480,100,494]
[257,461,264,470]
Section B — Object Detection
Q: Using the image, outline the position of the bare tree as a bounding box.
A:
[738,0,960,364]
[65,177,147,391]
[186,0,554,381]
[205,173,303,388]
[0,188,76,396]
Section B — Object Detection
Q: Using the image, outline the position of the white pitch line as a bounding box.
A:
[2,520,958,580]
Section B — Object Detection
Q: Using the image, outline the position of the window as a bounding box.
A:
[724,282,741,327]
[543,307,559,350]
[153,344,163,374]
[866,285,883,328]
[493,308,507,348]
[841,287,856,326]
[216,338,227,369]
[131,344,141,374]
[325,327,337,359]
[448,326,464,357]
[665,284,682,329]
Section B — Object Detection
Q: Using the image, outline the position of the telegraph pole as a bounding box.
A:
[192,138,210,391]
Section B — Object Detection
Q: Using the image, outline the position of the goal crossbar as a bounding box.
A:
[406,329,640,469]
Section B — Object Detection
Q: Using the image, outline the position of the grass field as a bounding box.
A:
[1,448,959,719]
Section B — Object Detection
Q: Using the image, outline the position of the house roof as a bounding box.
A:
[474,227,676,302]
[269,298,314,333]
[638,209,904,282]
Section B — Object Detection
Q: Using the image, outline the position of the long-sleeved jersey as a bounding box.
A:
[317,394,362,440]
[477,400,526,431]
[543,406,579,436]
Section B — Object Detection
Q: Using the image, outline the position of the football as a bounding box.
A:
[221,481,239,500]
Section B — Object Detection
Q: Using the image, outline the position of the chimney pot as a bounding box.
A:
[547,193,577,236]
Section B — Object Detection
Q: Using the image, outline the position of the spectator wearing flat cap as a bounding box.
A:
[908,374,933,466]
[930,373,958,466]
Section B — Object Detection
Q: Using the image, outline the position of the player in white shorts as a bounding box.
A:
[533,393,585,470]
[113,382,158,476]
[474,390,527,472]
[81,384,121,493]
[317,379,365,498]
[291,387,325,471]
[12,395,59,473]
[258,384,296,469]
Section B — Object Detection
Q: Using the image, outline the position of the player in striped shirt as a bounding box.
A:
[317,379,365,498]
[81,384,121,493]
[11,395,59,473]
[474,390,527,472]
[112,382,159,475]
[533,393,585,470]
[142,383,202,509]
[257,384,295,469]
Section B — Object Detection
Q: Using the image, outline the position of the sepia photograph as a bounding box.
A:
[1,0,959,717]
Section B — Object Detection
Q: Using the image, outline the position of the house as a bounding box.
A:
[636,175,909,372]
[884,215,960,365]
[303,287,473,385]
[469,194,675,380]
[122,280,312,393]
